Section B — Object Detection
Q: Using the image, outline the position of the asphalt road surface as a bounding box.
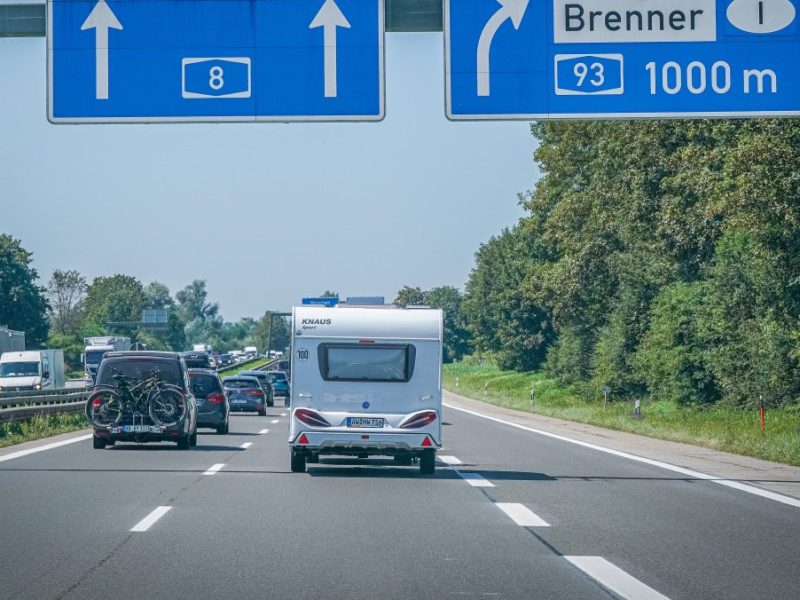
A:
[1,403,799,600]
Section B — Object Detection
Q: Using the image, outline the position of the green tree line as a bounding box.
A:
[462,120,800,409]
[0,234,289,372]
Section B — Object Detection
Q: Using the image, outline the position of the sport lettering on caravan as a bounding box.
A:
[553,0,717,43]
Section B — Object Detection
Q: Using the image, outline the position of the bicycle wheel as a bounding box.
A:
[85,389,123,428]
[148,387,186,427]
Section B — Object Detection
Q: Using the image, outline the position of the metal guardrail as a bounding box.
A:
[0,389,90,424]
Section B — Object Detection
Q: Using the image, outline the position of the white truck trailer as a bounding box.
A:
[288,305,443,474]
[0,349,66,392]
[83,337,132,383]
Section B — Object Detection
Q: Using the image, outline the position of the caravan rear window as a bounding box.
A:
[319,344,415,382]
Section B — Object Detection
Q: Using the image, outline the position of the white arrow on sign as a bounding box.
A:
[476,0,529,96]
[81,0,123,100]
[310,0,351,98]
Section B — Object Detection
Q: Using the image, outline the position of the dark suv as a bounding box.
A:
[91,351,198,449]
[189,368,229,434]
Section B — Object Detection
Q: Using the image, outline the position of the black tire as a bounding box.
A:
[176,433,191,450]
[85,390,123,428]
[189,431,198,447]
[148,387,186,428]
[291,450,306,473]
[419,450,436,475]
[92,435,107,449]
[107,440,115,447]
[394,454,413,466]
[216,421,228,435]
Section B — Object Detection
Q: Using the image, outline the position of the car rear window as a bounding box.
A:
[189,373,222,397]
[97,359,182,387]
[272,372,287,381]
[224,379,258,389]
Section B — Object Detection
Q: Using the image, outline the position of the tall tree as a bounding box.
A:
[0,234,49,346]
[83,274,147,335]
[394,286,427,307]
[46,269,86,335]
[426,286,472,363]
[176,280,219,322]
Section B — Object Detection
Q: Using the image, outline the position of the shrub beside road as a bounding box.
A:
[444,362,800,467]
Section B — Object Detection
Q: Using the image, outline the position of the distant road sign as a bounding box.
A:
[302,297,339,307]
[48,0,384,122]
[446,0,800,119]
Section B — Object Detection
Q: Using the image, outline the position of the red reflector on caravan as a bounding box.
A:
[298,434,309,445]
[421,436,432,447]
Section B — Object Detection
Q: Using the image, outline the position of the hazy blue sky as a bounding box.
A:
[1,32,538,320]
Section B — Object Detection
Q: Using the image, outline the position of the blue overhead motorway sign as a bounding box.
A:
[47,0,384,122]
[445,0,800,119]
[302,297,339,306]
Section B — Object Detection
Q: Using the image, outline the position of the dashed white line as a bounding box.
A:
[458,472,495,487]
[240,442,252,449]
[270,419,280,424]
[0,433,92,464]
[130,506,172,532]
[203,463,225,475]
[565,556,670,600]
[444,402,800,510]
[495,503,550,527]
[439,455,463,465]
[258,429,269,434]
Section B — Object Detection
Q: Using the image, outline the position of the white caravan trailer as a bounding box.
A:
[289,305,443,474]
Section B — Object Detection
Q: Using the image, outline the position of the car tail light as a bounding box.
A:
[400,411,437,429]
[206,392,225,405]
[294,408,331,428]
[247,390,263,397]
[92,397,102,409]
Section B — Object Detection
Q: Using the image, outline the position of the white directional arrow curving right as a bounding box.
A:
[310,0,351,98]
[476,0,529,97]
[81,0,123,100]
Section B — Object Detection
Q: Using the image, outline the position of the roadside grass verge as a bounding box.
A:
[217,356,275,378]
[0,413,88,449]
[444,362,800,466]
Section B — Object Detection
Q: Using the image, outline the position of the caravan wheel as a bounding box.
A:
[291,450,306,473]
[419,450,436,475]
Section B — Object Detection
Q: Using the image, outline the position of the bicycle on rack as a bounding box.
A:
[85,368,187,428]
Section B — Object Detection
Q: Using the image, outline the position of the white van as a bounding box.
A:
[289,305,443,474]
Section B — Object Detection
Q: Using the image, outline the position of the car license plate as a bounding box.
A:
[347,417,384,428]
[231,399,245,404]
[111,425,162,433]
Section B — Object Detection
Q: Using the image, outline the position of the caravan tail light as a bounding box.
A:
[294,408,331,428]
[400,411,437,429]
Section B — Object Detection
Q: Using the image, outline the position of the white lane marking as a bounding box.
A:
[240,442,252,449]
[203,463,225,475]
[458,472,495,487]
[270,419,280,424]
[444,402,800,510]
[439,455,463,465]
[258,428,269,434]
[282,412,288,416]
[496,502,550,526]
[565,556,670,600]
[0,433,92,464]
[130,506,172,532]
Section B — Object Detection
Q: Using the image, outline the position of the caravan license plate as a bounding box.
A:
[347,417,384,428]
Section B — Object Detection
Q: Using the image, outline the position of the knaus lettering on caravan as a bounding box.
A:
[289,305,443,475]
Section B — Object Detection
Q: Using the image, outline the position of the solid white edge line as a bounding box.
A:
[240,442,252,449]
[439,455,463,465]
[496,502,550,527]
[130,506,172,532]
[258,429,269,434]
[458,471,495,487]
[444,402,800,510]
[565,556,670,600]
[0,433,92,464]
[203,463,225,475]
